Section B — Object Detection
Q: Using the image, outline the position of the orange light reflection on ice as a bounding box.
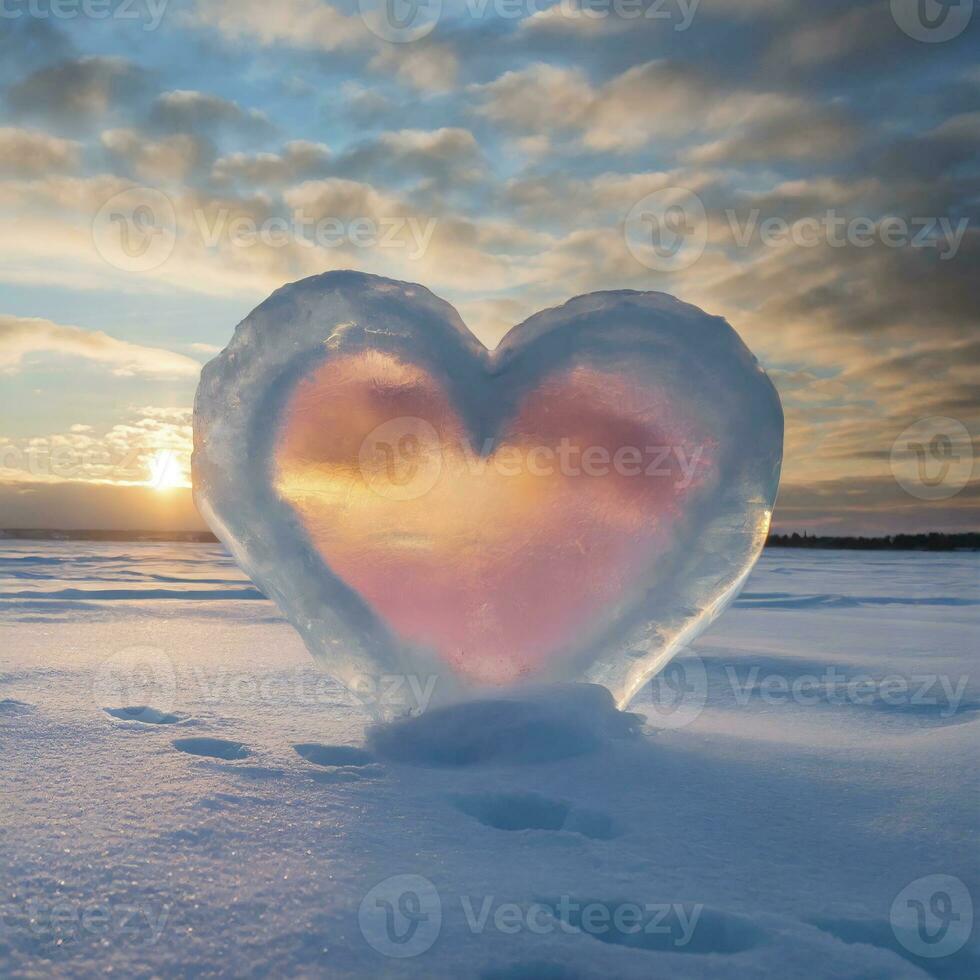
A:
[274,352,713,685]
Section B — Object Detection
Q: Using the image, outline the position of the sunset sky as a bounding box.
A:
[0,0,977,533]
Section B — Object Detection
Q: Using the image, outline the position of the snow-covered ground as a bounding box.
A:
[1,541,977,979]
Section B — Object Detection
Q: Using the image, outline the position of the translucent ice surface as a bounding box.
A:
[193,272,783,710]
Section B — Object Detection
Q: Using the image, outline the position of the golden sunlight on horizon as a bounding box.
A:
[148,450,186,492]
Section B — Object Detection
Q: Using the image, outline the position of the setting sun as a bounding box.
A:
[147,450,183,491]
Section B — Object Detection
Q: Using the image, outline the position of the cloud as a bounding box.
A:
[373,128,479,164]
[501,167,716,231]
[683,106,858,164]
[187,0,457,92]
[472,59,854,153]
[0,407,193,488]
[723,230,980,347]
[520,0,634,36]
[0,315,202,377]
[367,43,459,94]
[0,127,79,176]
[455,295,542,348]
[282,177,407,223]
[584,63,853,152]
[337,128,484,186]
[187,0,364,52]
[769,4,883,68]
[870,112,980,183]
[472,63,594,133]
[0,173,315,297]
[0,19,73,82]
[342,83,395,125]
[212,140,331,186]
[101,128,210,182]
[5,56,146,125]
[150,90,275,139]
[280,178,542,291]
[213,129,481,189]
[0,168,505,298]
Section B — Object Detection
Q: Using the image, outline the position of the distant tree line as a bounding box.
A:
[0,529,220,543]
[2,528,978,551]
[767,532,980,551]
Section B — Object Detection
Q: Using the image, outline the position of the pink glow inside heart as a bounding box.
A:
[273,351,715,685]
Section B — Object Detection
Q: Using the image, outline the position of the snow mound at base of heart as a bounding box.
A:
[368,683,644,766]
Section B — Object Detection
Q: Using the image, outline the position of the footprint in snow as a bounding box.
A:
[0,698,33,715]
[293,743,381,782]
[105,705,184,725]
[292,743,376,767]
[452,791,617,840]
[173,736,251,760]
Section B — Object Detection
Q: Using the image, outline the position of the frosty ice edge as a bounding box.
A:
[193,271,783,711]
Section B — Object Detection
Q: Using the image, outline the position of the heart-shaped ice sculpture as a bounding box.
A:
[193,272,782,711]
